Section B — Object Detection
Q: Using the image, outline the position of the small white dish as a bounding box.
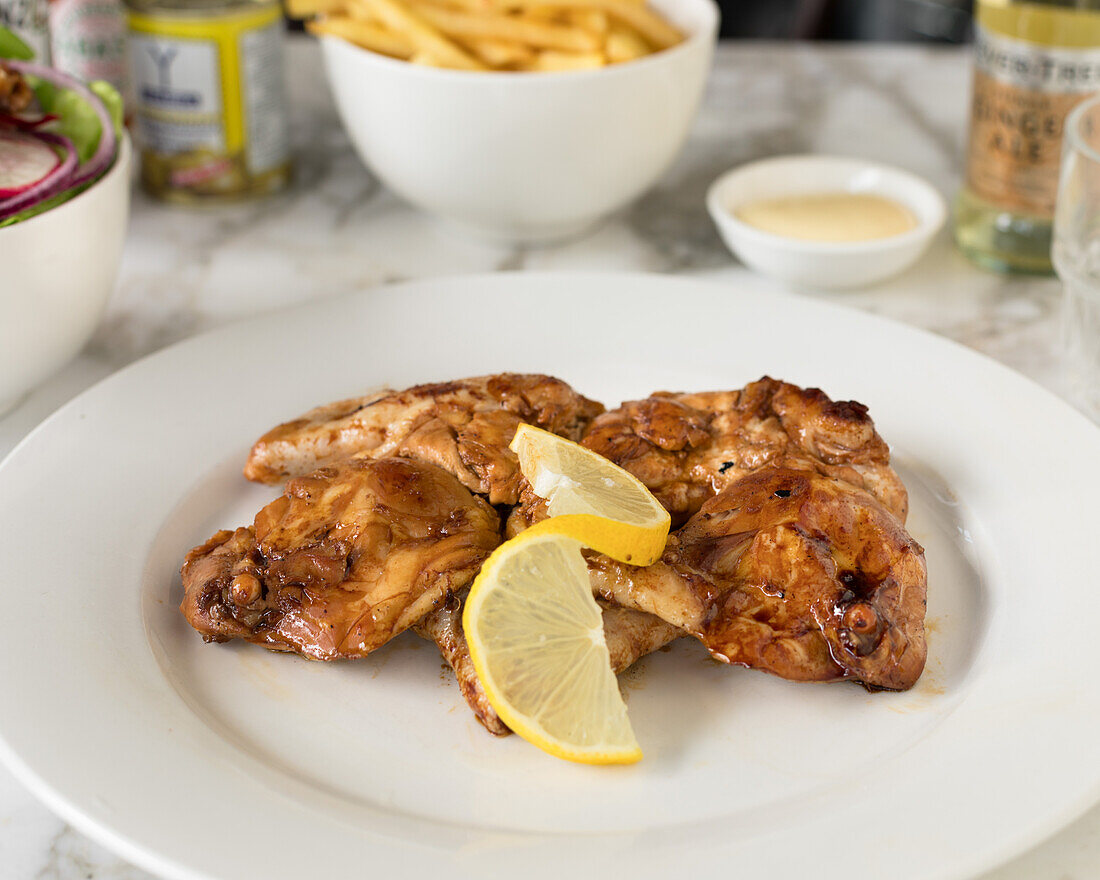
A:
[321,0,718,244]
[706,155,946,289]
[0,135,131,415]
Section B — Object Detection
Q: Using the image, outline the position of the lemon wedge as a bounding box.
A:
[509,423,671,566]
[463,529,642,765]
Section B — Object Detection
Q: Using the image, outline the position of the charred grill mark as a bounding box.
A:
[838,568,878,599]
[410,380,465,396]
[254,608,283,633]
[353,393,391,415]
[826,398,871,423]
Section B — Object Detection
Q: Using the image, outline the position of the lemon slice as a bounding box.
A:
[509,423,671,566]
[463,529,642,765]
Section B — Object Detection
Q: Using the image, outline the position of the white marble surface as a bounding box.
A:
[1,36,1097,880]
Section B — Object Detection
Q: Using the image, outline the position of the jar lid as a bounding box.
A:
[123,0,279,17]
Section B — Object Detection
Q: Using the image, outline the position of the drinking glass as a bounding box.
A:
[1053,94,1100,422]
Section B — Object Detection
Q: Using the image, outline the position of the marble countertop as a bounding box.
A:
[1,36,1097,880]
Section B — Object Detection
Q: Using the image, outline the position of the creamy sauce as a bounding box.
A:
[734,193,918,242]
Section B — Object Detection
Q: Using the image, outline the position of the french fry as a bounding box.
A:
[345,0,379,21]
[286,0,347,17]
[307,15,414,57]
[409,48,476,67]
[462,37,538,66]
[404,0,502,13]
[564,8,608,35]
[605,21,649,63]
[301,0,679,71]
[526,49,605,71]
[415,4,602,52]
[522,4,568,20]
[353,0,488,69]
[500,0,681,49]
[597,0,680,49]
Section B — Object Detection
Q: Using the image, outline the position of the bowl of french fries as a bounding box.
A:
[295,0,718,241]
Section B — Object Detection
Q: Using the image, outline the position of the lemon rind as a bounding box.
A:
[509,424,671,566]
[463,531,643,766]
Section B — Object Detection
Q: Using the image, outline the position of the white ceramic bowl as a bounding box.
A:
[0,136,131,415]
[320,0,718,243]
[706,155,947,289]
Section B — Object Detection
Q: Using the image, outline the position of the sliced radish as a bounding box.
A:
[0,129,60,198]
[8,61,117,191]
[0,62,118,223]
[0,133,78,221]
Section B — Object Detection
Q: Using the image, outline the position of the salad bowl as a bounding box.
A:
[0,43,129,415]
[0,134,130,415]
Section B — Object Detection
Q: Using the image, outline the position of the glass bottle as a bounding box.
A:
[123,0,291,202]
[954,0,1100,274]
[48,0,130,100]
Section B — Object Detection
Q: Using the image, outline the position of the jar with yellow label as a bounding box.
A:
[954,0,1100,274]
[124,0,291,202]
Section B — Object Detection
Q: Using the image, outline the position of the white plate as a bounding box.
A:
[0,273,1098,880]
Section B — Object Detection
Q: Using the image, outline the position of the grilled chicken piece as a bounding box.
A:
[582,377,908,525]
[588,467,927,690]
[414,591,508,735]
[192,375,919,733]
[418,375,919,719]
[236,373,613,729]
[601,602,685,671]
[415,591,682,735]
[180,458,500,660]
[244,374,605,505]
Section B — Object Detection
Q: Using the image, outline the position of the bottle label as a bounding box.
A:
[965,9,1100,218]
[239,20,289,177]
[129,31,224,152]
[49,0,129,98]
[127,6,290,196]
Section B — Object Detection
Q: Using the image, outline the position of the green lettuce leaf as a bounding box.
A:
[90,80,124,141]
[25,77,121,163]
[0,26,35,61]
[30,78,103,162]
[0,182,92,228]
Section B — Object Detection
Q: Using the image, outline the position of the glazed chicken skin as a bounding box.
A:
[186,372,672,731]
[244,373,604,505]
[581,377,908,525]
[429,461,925,732]
[587,467,927,690]
[180,458,500,660]
[238,371,666,731]
[182,373,925,742]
